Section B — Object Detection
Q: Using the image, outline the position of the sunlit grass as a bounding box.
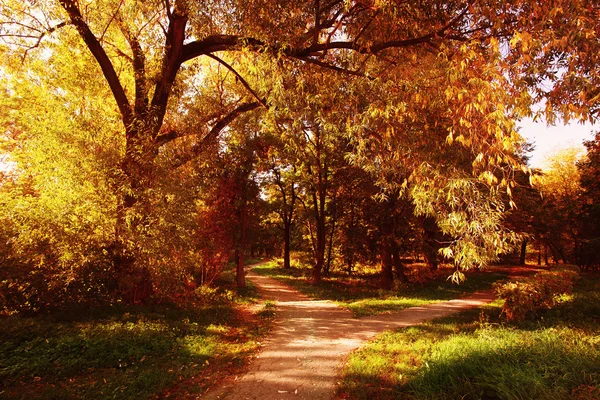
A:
[346,298,436,317]
[338,277,600,400]
[0,299,274,400]
[252,259,508,316]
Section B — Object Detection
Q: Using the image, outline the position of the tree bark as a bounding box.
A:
[380,239,394,290]
[392,243,408,283]
[311,169,328,282]
[519,239,527,265]
[111,130,158,304]
[313,215,326,282]
[235,177,249,288]
[283,220,292,269]
[422,216,440,271]
[324,201,337,275]
[423,246,438,271]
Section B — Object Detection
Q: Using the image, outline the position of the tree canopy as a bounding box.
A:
[1,0,598,310]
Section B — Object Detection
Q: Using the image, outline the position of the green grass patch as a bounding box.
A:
[0,299,272,400]
[338,276,600,400]
[253,260,507,316]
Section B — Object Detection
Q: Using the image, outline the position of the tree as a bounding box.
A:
[532,147,586,264]
[0,34,125,309]
[258,135,298,270]
[575,132,600,269]
[2,0,598,300]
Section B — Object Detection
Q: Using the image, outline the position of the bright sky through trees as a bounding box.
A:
[518,118,596,168]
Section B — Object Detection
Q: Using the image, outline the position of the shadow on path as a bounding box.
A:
[203,264,496,400]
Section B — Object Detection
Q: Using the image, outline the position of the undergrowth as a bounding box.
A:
[0,282,273,400]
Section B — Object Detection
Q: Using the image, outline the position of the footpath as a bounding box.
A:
[203,265,498,400]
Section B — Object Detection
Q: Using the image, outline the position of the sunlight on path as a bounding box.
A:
[202,264,495,400]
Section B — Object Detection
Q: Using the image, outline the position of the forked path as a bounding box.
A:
[203,266,496,400]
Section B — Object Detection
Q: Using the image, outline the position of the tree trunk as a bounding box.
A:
[392,244,408,283]
[346,253,354,274]
[313,220,326,282]
[283,220,291,269]
[111,137,157,304]
[324,207,337,275]
[548,242,559,264]
[423,246,438,271]
[422,216,439,271]
[380,239,394,290]
[236,183,248,288]
[235,248,245,288]
[311,183,327,282]
[368,237,378,264]
[519,239,527,265]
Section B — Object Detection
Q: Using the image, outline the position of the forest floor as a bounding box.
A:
[201,263,526,400]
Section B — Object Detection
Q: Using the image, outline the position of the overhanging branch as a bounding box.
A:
[205,53,268,108]
[296,56,369,78]
[172,101,261,168]
[181,3,475,63]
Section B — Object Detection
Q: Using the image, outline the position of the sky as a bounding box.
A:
[517,118,597,169]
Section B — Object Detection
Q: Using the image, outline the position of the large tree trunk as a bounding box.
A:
[111,136,157,304]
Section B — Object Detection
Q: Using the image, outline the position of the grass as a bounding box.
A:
[337,274,600,400]
[0,291,274,399]
[252,260,509,316]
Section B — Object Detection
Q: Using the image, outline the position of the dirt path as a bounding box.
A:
[202,265,498,400]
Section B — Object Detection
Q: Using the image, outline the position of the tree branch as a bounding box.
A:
[181,35,265,62]
[99,0,124,42]
[296,56,368,78]
[205,53,268,108]
[182,32,437,63]
[181,4,473,62]
[59,0,133,127]
[21,21,67,61]
[172,101,261,168]
[150,0,188,134]
[116,14,148,116]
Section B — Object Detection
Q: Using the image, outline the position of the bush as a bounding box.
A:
[573,238,600,272]
[0,248,120,315]
[495,269,578,322]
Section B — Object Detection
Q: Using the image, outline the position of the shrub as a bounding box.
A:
[573,238,600,272]
[495,269,578,322]
[0,247,120,315]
